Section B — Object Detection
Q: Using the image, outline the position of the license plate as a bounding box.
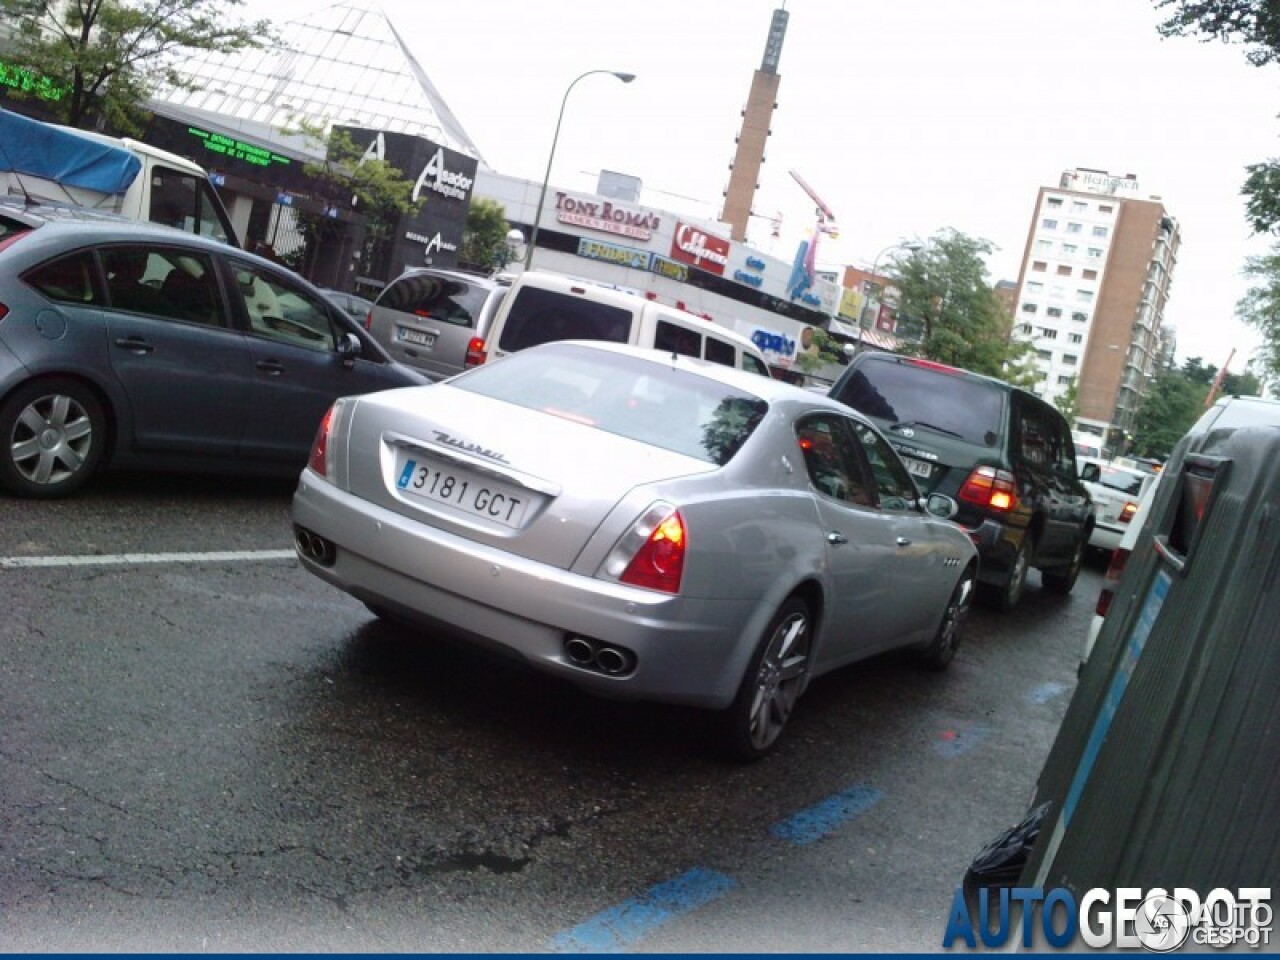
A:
[397,327,436,348]
[901,455,933,479]
[396,456,529,528]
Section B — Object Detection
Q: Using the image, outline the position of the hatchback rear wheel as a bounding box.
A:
[718,596,812,761]
[0,378,105,498]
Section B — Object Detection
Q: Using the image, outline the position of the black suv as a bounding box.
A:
[829,353,1093,610]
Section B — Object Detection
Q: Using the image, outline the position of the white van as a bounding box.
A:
[0,108,239,246]
[486,270,772,377]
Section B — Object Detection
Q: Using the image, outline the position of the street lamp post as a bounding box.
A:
[523,69,636,271]
[856,240,923,354]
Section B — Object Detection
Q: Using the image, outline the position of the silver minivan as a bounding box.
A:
[365,268,511,381]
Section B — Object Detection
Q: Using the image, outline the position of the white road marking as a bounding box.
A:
[0,549,296,569]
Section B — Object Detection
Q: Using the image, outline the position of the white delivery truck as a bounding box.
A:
[0,107,239,246]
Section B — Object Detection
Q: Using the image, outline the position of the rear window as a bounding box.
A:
[833,358,1005,447]
[377,272,490,329]
[1095,466,1147,497]
[497,286,633,352]
[453,343,767,465]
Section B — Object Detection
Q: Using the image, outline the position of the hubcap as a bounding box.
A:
[747,612,809,751]
[10,394,93,486]
[1007,545,1029,604]
[940,577,975,654]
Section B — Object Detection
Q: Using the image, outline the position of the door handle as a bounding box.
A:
[826,531,848,545]
[896,537,911,547]
[113,336,153,354]
[256,359,285,376]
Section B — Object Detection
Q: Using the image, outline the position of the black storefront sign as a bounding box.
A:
[336,126,477,275]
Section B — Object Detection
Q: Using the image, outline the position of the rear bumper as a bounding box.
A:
[958,516,1023,587]
[291,472,752,710]
[1089,523,1125,552]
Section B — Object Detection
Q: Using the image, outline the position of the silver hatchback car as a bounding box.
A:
[364,268,510,381]
[292,341,978,759]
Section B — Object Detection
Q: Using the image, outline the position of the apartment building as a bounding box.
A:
[1011,168,1180,446]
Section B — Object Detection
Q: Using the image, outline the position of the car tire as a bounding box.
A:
[917,567,975,671]
[1042,532,1087,595]
[717,596,812,762]
[987,535,1031,613]
[0,378,106,499]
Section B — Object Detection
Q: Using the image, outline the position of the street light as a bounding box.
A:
[856,240,923,353]
[523,69,636,271]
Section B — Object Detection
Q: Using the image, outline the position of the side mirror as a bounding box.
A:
[336,331,362,368]
[923,492,959,519]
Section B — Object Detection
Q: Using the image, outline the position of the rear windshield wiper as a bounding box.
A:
[892,420,965,440]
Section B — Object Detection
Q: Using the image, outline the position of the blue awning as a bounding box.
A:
[0,108,142,195]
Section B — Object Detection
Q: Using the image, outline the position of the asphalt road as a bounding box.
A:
[0,472,1099,952]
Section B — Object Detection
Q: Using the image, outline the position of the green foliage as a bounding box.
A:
[1155,0,1280,67]
[1242,160,1280,234]
[792,327,848,378]
[459,197,514,272]
[1,0,272,133]
[1236,246,1280,389]
[1055,376,1081,426]
[1132,363,1209,458]
[891,229,1023,379]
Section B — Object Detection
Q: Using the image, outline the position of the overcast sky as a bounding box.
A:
[250,0,1280,373]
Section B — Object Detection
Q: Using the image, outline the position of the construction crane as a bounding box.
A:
[789,169,839,239]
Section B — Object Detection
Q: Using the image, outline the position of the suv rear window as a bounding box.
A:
[454,342,765,465]
[377,272,490,329]
[497,286,633,352]
[833,358,1004,447]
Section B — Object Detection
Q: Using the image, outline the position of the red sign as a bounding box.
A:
[876,303,895,331]
[670,222,730,276]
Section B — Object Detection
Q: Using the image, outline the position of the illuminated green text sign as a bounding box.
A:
[186,126,291,168]
[0,59,65,101]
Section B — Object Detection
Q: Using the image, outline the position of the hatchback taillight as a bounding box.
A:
[465,336,488,367]
[957,466,1018,513]
[601,503,686,594]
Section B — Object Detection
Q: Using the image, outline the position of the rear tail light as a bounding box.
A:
[308,401,341,479]
[0,301,8,321]
[601,503,686,594]
[957,466,1018,513]
[1095,547,1130,618]
[465,336,487,367]
[1118,500,1138,524]
[362,310,373,331]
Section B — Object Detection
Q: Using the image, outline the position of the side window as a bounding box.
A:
[850,421,919,511]
[23,251,103,305]
[796,414,873,507]
[147,166,232,244]
[381,274,484,328]
[741,352,769,378]
[654,319,702,358]
[1051,413,1077,476]
[497,286,633,351]
[102,246,224,326]
[234,261,339,351]
[704,336,736,367]
[1015,399,1056,469]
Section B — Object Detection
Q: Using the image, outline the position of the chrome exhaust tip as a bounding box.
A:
[595,646,632,676]
[563,635,597,666]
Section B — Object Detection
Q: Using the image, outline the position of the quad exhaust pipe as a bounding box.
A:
[563,634,636,676]
[294,525,336,567]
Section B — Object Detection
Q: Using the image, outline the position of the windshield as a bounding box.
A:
[833,358,1005,447]
[453,343,768,465]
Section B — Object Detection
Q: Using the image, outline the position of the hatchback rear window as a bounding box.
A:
[377,272,489,329]
[833,358,1004,447]
[497,286,633,352]
[453,343,766,465]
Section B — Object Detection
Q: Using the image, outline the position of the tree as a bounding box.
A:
[2,0,272,134]
[291,122,420,280]
[1155,1,1280,232]
[891,229,1024,378]
[1131,363,1209,458]
[1236,247,1280,388]
[1055,376,1080,427]
[458,197,514,273]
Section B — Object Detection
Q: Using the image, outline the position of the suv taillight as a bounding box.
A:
[1095,546,1130,618]
[362,309,373,331]
[1118,500,1139,524]
[958,466,1018,512]
[465,336,487,367]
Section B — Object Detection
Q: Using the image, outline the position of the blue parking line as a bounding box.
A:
[768,783,884,845]
[934,723,991,758]
[550,867,736,953]
[1027,681,1069,705]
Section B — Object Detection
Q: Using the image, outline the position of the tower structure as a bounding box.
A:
[720,8,788,243]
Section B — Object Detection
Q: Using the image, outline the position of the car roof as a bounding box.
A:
[0,215,266,266]
[1193,395,1280,435]
[854,350,1028,397]
[390,266,506,289]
